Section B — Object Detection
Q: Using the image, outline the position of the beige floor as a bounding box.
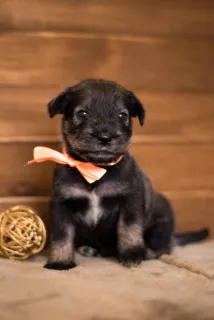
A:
[0,241,214,320]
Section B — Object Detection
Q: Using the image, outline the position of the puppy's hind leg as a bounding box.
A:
[44,200,76,270]
[144,193,175,259]
[78,246,101,257]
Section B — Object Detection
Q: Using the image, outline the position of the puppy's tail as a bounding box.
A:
[174,227,209,246]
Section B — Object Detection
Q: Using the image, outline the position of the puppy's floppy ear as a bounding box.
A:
[48,87,72,118]
[128,91,145,126]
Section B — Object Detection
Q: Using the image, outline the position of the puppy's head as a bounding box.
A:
[48,79,145,164]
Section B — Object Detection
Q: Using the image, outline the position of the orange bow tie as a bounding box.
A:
[26,146,122,184]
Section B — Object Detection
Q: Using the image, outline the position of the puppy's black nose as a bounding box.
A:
[97,133,112,144]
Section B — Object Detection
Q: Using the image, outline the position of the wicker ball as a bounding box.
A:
[0,205,47,260]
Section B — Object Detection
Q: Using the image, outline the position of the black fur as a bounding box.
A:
[45,79,209,270]
[118,246,147,267]
[175,228,209,246]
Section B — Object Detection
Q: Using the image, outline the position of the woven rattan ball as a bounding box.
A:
[0,205,47,260]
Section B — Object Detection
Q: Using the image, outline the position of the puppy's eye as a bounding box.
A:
[119,112,128,121]
[77,110,88,119]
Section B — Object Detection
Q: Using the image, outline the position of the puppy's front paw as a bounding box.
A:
[118,246,147,268]
[44,261,77,271]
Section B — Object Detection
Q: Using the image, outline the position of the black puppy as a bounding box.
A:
[44,79,208,270]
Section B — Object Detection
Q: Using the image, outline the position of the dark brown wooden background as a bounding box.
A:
[1,0,214,236]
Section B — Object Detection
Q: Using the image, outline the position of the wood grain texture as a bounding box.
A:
[1,0,214,37]
[1,87,214,141]
[0,143,58,197]
[131,144,214,191]
[0,88,59,138]
[166,193,214,238]
[0,194,213,237]
[134,92,214,139]
[0,33,214,92]
[1,142,214,197]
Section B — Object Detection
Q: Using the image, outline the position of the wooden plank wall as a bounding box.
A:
[0,0,214,236]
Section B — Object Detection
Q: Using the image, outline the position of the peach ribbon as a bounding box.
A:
[27,146,122,184]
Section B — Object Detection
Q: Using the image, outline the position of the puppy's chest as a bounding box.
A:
[66,186,121,226]
[66,191,103,226]
[84,192,103,225]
